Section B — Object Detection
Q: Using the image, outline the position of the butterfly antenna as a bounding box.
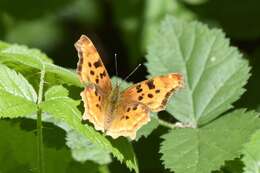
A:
[114,53,119,86]
[114,53,118,77]
[123,63,142,82]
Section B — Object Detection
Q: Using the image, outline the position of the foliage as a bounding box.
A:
[0,2,260,172]
[146,16,250,126]
[160,109,260,173]
[242,130,260,173]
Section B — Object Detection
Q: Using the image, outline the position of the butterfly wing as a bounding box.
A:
[121,73,183,112]
[106,101,150,140]
[75,35,112,95]
[80,84,107,132]
[106,73,183,139]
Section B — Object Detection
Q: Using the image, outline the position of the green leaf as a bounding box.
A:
[135,114,159,141]
[40,85,139,172]
[0,64,37,118]
[0,64,37,102]
[242,129,260,173]
[0,119,101,173]
[146,16,250,126]
[0,42,81,87]
[66,130,111,164]
[160,109,260,173]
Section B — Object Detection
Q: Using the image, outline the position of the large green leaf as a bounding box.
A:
[0,42,81,87]
[146,16,250,126]
[0,64,37,118]
[242,129,260,173]
[160,109,260,173]
[40,85,139,172]
[0,119,101,173]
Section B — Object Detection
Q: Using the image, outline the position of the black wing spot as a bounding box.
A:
[88,62,92,67]
[94,90,98,96]
[100,71,106,79]
[125,116,129,120]
[148,93,153,98]
[146,80,155,89]
[90,70,95,75]
[127,107,131,112]
[94,59,102,68]
[95,78,99,83]
[155,89,160,93]
[133,105,138,110]
[137,88,143,93]
[96,104,101,109]
[136,84,141,90]
[98,96,101,101]
[138,96,143,101]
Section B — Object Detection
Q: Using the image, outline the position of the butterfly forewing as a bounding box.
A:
[120,73,183,112]
[75,35,112,95]
[81,84,107,132]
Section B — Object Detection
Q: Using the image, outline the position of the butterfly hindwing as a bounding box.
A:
[81,84,107,132]
[75,35,112,95]
[121,73,183,112]
[106,101,150,140]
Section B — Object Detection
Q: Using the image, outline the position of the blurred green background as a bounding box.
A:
[0,0,259,172]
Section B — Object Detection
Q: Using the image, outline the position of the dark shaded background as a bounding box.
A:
[0,0,259,172]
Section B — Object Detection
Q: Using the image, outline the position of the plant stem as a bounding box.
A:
[157,118,177,129]
[37,66,45,173]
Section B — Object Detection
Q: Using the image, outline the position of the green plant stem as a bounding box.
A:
[37,66,45,173]
[158,118,177,129]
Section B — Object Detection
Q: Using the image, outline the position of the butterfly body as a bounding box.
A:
[75,35,183,139]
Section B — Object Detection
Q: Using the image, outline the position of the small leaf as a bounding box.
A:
[0,64,37,118]
[146,16,250,126]
[41,85,139,172]
[242,129,260,173]
[0,64,37,102]
[66,130,111,164]
[0,42,81,87]
[160,109,260,173]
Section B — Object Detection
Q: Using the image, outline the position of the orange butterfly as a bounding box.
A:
[75,35,183,140]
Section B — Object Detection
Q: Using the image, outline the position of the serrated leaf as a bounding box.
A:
[146,16,250,126]
[0,42,81,87]
[0,64,37,118]
[160,109,260,173]
[0,64,37,102]
[66,130,111,164]
[242,130,260,173]
[40,85,139,172]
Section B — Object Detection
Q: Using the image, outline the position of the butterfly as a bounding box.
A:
[75,35,183,140]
